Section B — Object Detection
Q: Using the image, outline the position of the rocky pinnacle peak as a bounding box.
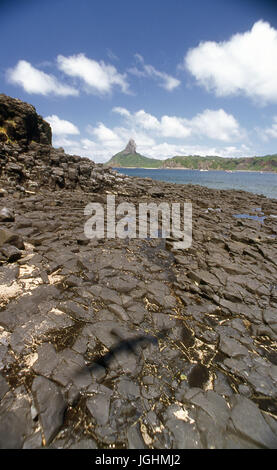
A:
[123,138,137,155]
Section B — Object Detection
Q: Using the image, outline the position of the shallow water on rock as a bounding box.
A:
[233,213,266,223]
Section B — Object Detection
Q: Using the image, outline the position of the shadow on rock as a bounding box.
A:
[84,328,169,372]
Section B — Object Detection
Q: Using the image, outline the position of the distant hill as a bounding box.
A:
[105,139,163,168]
[105,140,277,172]
[106,151,163,168]
[162,154,277,172]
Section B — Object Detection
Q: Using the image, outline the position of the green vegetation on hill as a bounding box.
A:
[105,151,163,168]
[162,154,277,171]
[106,151,277,172]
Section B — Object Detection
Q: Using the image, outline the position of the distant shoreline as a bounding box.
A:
[112,166,277,174]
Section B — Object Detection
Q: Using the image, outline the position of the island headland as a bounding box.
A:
[106,139,277,172]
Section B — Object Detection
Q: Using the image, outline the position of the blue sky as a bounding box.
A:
[1,0,277,161]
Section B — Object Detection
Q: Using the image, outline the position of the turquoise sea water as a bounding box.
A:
[115,168,277,200]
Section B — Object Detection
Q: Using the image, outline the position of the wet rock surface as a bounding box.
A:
[0,95,277,449]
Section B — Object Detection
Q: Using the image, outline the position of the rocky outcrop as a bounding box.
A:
[0,140,126,192]
[0,94,52,148]
[122,139,137,155]
[0,95,127,192]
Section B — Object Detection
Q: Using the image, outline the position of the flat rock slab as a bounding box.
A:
[0,386,34,449]
[230,396,277,448]
[32,376,66,445]
[9,310,74,354]
[87,394,111,426]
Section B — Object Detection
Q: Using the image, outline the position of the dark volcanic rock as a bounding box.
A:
[0,94,51,147]
[230,395,277,448]
[0,229,24,249]
[0,94,128,193]
[0,207,15,222]
[0,375,9,399]
[123,138,137,155]
[32,376,66,445]
[87,393,111,426]
[0,386,34,449]
[0,244,22,263]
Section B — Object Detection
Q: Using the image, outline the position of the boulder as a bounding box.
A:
[0,207,15,222]
[0,229,24,249]
[0,244,22,262]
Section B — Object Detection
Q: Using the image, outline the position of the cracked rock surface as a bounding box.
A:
[0,182,277,449]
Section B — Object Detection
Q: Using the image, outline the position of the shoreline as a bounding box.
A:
[112,166,277,200]
[112,166,277,174]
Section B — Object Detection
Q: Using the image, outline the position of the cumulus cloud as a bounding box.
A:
[44,115,80,135]
[49,106,249,162]
[6,60,78,96]
[57,53,130,95]
[87,121,156,149]
[112,107,131,118]
[183,20,277,104]
[265,116,277,138]
[140,142,251,159]
[64,106,246,162]
[53,136,82,151]
[160,116,191,138]
[133,110,160,131]
[87,122,124,148]
[128,54,181,91]
[189,109,242,141]
[257,116,277,141]
[50,107,246,163]
[112,106,242,141]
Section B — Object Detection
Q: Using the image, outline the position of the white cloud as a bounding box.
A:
[88,122,124,148]
[74,106,246,162]
[189,109,242,141]
[57,53,130,95]
[6,60,78,96]
[257,116,277,141]
[117,128,156,148]
[53,136,82,150]
[44,115,80,135]
[142,142,251,159]
[184,20,277,104]
[112,107,131,117]
[133,110,160,131]
[51,136,120,162]
[113,107,242,141]
[49,106,246,163]
[128,54,181,91]
[130,111,191,139]
[265,116,277,138]
[160,116,191,138]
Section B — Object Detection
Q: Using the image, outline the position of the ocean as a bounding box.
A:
[115,168,277,200]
